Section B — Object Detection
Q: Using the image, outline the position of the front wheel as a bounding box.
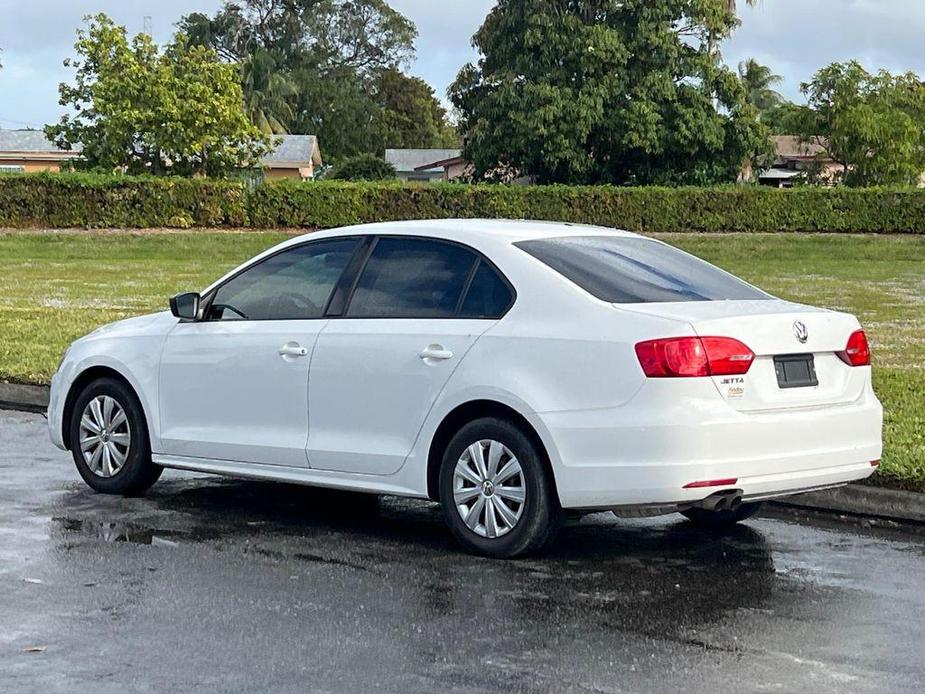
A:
[680,502,763,529]
[438,417,560,558]
[69,377,162,495]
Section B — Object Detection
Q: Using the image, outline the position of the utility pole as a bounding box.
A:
[143,16,153,37]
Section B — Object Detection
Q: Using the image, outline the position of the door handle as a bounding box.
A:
[420,344,453,361]
[279,342,309,358]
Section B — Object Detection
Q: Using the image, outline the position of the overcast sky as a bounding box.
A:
[2,0,925,130]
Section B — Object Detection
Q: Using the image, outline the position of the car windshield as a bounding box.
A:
[515,235,771,303]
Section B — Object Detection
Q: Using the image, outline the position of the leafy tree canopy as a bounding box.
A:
[450,0,770,185]
[761,101,808,135]
[46,14,270,177]
[179,1,455,161]
[371,69,458,150]
[797,61,925,187]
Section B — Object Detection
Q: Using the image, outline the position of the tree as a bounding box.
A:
[722,0,759,13]
[371,69,458,150]
[450,0,770,185]
[797,61,925,186]
[179,1,416,74]
[761,101,810,135]
[739,58,784,112]
[328,153,396,180]
[46,14,270,176]
[179,1,456,161]
[242,48,298,134]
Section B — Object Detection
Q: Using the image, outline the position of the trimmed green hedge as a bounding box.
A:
[3,173,925,232]
[249,181,925,233]
[0,173,248,228]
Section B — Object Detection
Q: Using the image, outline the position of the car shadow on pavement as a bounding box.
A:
[42,475,805,648]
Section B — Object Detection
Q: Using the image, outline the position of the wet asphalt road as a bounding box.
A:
[1,411,924,693]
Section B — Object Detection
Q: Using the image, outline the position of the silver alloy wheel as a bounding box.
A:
[453,439,526,539]
[78,395,131,478]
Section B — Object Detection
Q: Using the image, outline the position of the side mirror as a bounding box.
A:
[170,292,201,320]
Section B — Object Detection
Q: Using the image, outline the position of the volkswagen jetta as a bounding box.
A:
[49,220,883,557]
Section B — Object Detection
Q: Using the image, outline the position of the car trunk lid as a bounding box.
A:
[617,299,867,412]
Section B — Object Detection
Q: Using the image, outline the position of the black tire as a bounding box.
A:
[680,501,763,529]
[69,377,162,496]
[438,417,560,558]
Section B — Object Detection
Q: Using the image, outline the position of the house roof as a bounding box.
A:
[261,135,321,167]
[0,129,82,157]
[414,154,465,171]
[385,148,461,173]
[772,135,828,160]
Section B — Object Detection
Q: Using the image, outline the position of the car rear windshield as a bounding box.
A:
[515,236,770,303]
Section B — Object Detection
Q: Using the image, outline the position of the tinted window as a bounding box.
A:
[516,236,770,303]
[209,238,361,320]
[347,238,477,318]
[459,261,513,318]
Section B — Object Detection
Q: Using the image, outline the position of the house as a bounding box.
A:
[0,130,82,173]
[414,153,469,182]
[0,130,321,180]
[261,135,322,180]
[412,153,536,185]
[384,149,461,182]
[756,135,841,188]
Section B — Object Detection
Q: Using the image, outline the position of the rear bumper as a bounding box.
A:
[537,379,883,510]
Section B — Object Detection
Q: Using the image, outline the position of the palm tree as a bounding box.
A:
[723,0,760,13]
[241,49,297,134]
[738,58,784,111]
[708,0,760,55]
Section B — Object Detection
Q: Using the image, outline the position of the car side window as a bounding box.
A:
[459,261,513,318]
[347,238,478,318]
[208,238,361,321]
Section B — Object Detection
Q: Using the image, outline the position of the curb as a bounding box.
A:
[1,381,922,524]
[771,484,925,524]
[0,382,49,414]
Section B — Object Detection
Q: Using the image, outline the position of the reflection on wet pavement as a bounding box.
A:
[2,410,924,694]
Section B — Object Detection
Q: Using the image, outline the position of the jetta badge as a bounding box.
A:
[793,321,809,344]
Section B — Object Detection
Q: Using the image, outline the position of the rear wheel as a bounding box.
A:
[680,502,763,529]
[69,377,162,495]
[438,417,560,558]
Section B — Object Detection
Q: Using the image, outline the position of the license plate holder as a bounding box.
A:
[774,353,818,389]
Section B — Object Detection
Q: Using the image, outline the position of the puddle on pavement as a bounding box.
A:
[52,517,220,546]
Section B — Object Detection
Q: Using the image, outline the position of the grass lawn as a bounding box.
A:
[1,230,922,490]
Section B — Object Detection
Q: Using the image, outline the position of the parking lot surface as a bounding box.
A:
[2,410,924,693]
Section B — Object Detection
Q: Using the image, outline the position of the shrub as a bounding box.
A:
[326,155,397,181]
[3,173,925,233]
[0,173,248,228]
[248,181,925,233]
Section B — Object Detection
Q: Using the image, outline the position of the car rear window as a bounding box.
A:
[515,236,770,303]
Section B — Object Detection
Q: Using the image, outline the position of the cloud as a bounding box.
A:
[2,0,925,128]
[725,0,925,101]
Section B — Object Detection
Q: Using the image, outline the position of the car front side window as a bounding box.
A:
[208,237,361,321]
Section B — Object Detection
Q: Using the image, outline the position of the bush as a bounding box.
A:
[3,173,925,233]
[248,181,925,233]
[0,173,248,228]
[327,155,397,181]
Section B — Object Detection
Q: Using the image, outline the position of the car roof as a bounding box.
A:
[204,220,647,296]
[292,219,642,245]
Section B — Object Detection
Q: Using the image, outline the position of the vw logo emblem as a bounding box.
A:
[793,321,809,344]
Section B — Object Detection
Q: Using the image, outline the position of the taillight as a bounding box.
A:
[837,330,870,367]
[634,337,754,378]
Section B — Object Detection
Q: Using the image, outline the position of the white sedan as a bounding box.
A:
[49,220,883,557]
